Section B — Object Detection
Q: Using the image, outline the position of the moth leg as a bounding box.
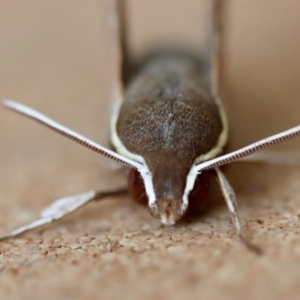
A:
[107,0,131,96]
[214,167,262,254]
[205,0,227,98]
[237,151,300,167]
[0,188,126,240]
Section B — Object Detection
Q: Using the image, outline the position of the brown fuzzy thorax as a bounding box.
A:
[118,53,222,165]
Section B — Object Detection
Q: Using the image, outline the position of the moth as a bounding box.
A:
[1,0,300,252]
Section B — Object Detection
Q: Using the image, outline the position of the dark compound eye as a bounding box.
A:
[188,170,211,210]
[127,168,148,206]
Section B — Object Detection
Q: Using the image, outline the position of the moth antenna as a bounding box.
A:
[236,150,300,166]
[194,125,300,172]
[2,99,145,171]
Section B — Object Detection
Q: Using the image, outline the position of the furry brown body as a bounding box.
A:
[115,52,225,223]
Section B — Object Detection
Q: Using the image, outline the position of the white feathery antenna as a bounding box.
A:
[194,124,300,172]
[2,99,146,172]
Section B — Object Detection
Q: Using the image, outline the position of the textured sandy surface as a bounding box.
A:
[1,1,300,300]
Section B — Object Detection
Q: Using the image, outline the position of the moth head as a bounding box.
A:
[127,168,188,225]
[5,100,300,226]
[127,158,210,225]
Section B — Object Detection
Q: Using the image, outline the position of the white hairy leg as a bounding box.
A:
[214,167,261,254]
[0,188,126,240]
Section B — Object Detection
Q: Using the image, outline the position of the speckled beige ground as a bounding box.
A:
[1,1,300,300]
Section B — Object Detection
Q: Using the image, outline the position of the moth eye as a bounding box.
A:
[127,168,148,207]
[188,170,211,210]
